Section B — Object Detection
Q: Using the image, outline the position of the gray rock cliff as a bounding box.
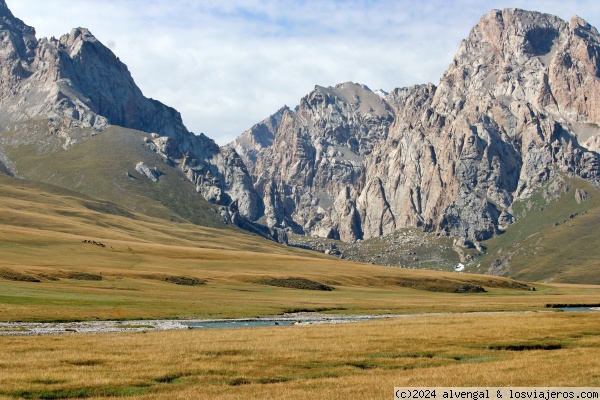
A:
[0,0,259,220]
[233,9,600,244]
[233,82,393,241]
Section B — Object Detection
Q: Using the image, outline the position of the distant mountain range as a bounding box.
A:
[0,1,598,282]
[231,9,600,246]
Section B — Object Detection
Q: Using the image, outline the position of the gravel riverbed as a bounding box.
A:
[0,311,544,336]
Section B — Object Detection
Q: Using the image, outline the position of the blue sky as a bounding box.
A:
[9,0,600,144]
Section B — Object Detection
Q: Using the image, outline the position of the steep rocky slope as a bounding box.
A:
[233,9,600,247]
[0,0,258,225]
[231,82,394,241]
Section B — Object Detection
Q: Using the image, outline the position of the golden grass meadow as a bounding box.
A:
[1,313,599,399]
[1,176,600,398]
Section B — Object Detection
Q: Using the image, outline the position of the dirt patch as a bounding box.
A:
[64,359,104,366]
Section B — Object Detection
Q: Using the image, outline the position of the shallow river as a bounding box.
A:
[1,309,597,336]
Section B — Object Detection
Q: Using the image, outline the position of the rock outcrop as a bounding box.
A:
[0,0,258,221]
[135,162,161,183]
[233,9,600,244]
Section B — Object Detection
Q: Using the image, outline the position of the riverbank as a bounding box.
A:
[0,311,552,336]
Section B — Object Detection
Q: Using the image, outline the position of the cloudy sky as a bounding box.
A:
[9,0,600,144]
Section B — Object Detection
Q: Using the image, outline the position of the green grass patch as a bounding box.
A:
[347,361,379,369]
[256,376,294,384]
[478,174,600,283]
[28,380,66,385]
[153,373,184,384]
[370,352,435,359]
[11,385,150,399]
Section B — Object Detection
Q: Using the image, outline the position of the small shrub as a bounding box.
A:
[347,361,378,370]
[229,377,251,386]
[164,275,205,286]
[488,343,563,351]
[0,268,40,282]
[141,274,205,286]
[64,359,104,366]
[66,272,102,281]
[256,277,334,291]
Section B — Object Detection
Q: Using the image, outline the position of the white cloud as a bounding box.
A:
[7,0,600,144]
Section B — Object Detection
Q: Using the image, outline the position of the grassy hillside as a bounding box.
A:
[1,123,597,285]
[474,174,600,283]
[0,121,223,227]
[1,175,598,322]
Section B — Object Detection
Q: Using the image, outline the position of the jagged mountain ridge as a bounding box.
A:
[0,0,259,224]
[1,1,599,252]
[232,8,600,245]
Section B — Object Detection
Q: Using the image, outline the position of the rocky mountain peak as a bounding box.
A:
[0,0,34,36]
[374,89,389,98]
[570,15,599,36]
[233,8,600,245]
[0,1,260,224]
[61,27,101,53]
[0,0,36,77]
[310,82,392,118]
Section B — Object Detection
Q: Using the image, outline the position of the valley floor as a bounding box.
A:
[1,176,600,398]
[1,311,599,399]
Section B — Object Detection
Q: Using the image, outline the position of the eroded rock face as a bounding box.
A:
[233,82,393,237]
[233,9,600,243]
[0,1,258,220]
[413,8,600,239]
